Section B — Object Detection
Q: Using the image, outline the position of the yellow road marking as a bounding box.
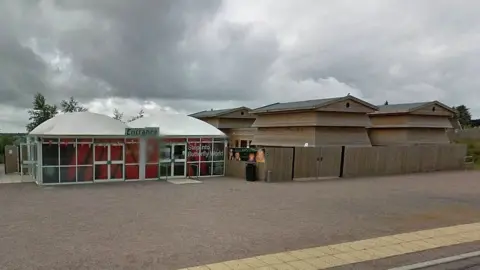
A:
[180,222,480,270]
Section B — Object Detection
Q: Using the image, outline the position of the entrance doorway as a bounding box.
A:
[159,143,186,178]
[94,144,124,181]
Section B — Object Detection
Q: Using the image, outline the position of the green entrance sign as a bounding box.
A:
[125,127,159,137]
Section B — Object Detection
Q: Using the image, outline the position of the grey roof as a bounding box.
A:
[189,107,250,118]
[376,102,429,113]
[251,98,339,113]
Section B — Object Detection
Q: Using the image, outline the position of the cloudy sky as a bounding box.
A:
[1,0,479,132]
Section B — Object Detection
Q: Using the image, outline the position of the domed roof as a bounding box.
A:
[128,112,226,137]
[29,112,129,136]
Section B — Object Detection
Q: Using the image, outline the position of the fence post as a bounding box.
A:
[339,146,346,177]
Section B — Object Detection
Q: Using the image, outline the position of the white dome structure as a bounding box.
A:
[128,112,226,137]
[29,112,129,136]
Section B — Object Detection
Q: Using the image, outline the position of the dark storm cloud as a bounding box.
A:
[0,1,50,107]
[52,0,279,101]
[280,0,480,106]
[2,0,480,117]
[0,0,279,107]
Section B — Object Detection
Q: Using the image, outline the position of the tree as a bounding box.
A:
[0,135,15,156]
[60,97,87,113]
[127,109,144,122]
[384,100,389,105]
[453,105,472,128]
[112,109,144,123]
[112,108,124,121]
[26,93,58,132]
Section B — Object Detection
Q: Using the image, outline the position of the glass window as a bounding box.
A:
[125,165,139,180]
[42,144,59,166]
[160,145,172,161]
[212,143,225,161]
[125,143,139,164]
[173,144,185,160]
[199,162,212,176]
[77,144,93,165]
[159,163,171,178]
[213,162,224,176]
[94,164,108,180]
[187,141,200,162]
[145,164,159,179]
[146,139,159,163]
[110,145,123,161]
[110,164,124,179]
[200,141,212,162]
[187,163,199,177]
[59,144,76,166]
[60,167,77,183]
[173,162,185,176]
[42,167,59,183]
[77,166,93,182]
[240,140,248,148]
[94,145,108,162]
[42,138,59,143]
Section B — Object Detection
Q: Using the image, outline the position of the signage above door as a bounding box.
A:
[125,127,160,137]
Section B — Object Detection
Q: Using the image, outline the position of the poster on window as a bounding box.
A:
[228,148,265,163]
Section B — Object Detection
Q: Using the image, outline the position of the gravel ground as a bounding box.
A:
[1,171,480,270]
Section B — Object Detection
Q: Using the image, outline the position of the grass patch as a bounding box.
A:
[455,139,480,169]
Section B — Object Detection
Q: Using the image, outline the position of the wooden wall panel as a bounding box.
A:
[252,112,317,127]
[264,147,294,182]
[293,146,342,180]
[252,127,315,147]
[315,127,371,146]
[315,112,371,127]
[342,144,467,177]
[411,104,454,117]
[318,99,375,113]
[217,118,255,129]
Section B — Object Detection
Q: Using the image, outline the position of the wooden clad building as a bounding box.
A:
[368,101,455,146]
[189,107,257,148]
[250,95,378,147]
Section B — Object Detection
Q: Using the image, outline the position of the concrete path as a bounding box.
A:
[180,223,480,269]
[0,164,34,183]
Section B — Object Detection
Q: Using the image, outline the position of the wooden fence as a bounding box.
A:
[225,144,467,181]
[293,146,342,180]
[225,160,266,181]
[342,144,467,178]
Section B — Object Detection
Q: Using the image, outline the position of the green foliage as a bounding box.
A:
[456,139,480,169]
[112,108,124,121]
[26,93,58,132]
[60,97,87,113]
[127,109,144,122]
[112,108,144,123]
[0,135,15,155]
[452,105,472,128]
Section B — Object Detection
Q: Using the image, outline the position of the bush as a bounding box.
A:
[456,139,480,169]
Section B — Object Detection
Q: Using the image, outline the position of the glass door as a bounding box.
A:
[172,144,186,177]
[94,144,109,181]
[159,145,172,179]
[94,143,125,181]
[109,144,124,180]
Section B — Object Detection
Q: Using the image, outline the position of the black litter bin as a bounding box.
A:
[245,162,257,181]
